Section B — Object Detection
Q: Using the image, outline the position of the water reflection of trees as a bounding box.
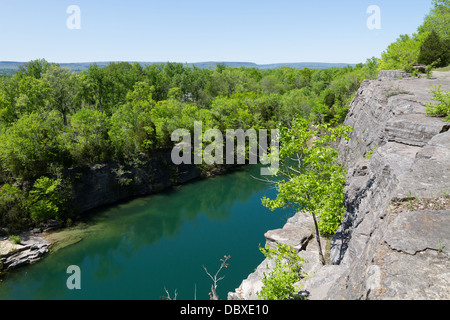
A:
[98,165,270,252]
[0,165,273,299]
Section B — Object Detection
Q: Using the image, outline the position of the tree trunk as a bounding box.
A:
[210,285,219,300]
[62,110,67,126]
[311,212,326,265]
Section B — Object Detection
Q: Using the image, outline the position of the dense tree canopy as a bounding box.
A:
[379,0,450,71]
[0,58,376,231]
[0,60,376,177]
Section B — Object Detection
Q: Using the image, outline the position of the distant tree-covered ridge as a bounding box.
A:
[0,61,357,75]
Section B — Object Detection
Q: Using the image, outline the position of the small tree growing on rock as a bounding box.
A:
[261,117,352,265]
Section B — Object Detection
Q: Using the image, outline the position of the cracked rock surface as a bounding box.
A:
[0,233,50,271]
[228,212,321,300]
[314,71,450,300]
[384,210,449,255]
[229,71,450,300]
[368,210,450,300]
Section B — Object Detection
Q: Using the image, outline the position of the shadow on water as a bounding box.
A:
[0,165,293,300]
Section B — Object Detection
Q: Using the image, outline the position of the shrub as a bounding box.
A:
[426,85,450,121]
[28,177,66,223]
[257,244,307,300]
[9,235,21,244]
[0,184,27,232]
[378,34,424,72]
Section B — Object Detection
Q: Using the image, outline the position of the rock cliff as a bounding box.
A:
[64,151,201,214]
[229,71,450,300]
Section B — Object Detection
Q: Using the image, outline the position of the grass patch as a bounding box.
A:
[8,235,21,245]
[390,193,450,215]
[434,65,450,72]
[426,85,450,122]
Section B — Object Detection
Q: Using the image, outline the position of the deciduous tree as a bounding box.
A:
[43,65,79,125]
[262,118,352,265]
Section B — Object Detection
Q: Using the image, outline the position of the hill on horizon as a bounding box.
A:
[0,61,357,74]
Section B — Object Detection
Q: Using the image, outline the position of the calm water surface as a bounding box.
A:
[0,165,293,300]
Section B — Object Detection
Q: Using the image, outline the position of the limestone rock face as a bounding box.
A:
[320,71,450,300]
[229,71,450,300]
[264,213,314,252]
[64,151,201,215]
[0,233,50,270]
[377,70,412,79]
[370,210,450,300]
[228,212,316,300]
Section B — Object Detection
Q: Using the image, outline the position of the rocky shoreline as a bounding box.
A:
[227,211,331,300]
[229,70,450,300]
[0,231,50,272]
[0,159,238,275]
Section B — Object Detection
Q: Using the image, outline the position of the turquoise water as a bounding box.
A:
[0,165,294,300]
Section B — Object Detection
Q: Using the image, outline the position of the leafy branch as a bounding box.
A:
[261,118,352,265]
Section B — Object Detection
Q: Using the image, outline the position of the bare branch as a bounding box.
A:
[203,265,215,282]
[249,174,278,185]
[203,255,231,300]
[163,287,178,300]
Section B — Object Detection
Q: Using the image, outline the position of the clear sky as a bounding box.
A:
[0,0,433,64]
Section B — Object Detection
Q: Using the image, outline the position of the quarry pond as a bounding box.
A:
[0,165,294,300]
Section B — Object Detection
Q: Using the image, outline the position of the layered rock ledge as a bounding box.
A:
[228,211,327,300]
[0,232,50,271]
[229,71,450,300]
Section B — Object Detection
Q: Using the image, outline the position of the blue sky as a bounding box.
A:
[0,0,433,64]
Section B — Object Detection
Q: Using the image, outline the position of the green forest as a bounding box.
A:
[379,0,449,71]
[0,0,448,233]
[0,58,378,230]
